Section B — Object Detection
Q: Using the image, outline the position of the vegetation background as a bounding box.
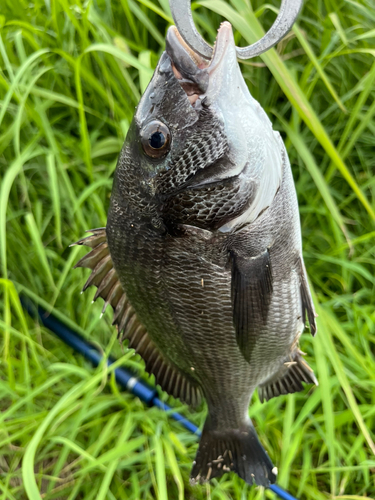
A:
[1,0,375,498]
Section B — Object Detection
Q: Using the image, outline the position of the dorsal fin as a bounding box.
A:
[72,228,201,407]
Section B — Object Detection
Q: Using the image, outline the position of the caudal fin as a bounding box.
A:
[191,418,276,487]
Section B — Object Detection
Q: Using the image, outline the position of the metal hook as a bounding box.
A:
[169,0,303,60]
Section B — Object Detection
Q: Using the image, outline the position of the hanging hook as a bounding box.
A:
[169,0,303,60]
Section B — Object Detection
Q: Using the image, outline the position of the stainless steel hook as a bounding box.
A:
[169,0,303,60]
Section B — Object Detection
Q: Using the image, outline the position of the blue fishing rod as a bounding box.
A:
[21,297,298,500]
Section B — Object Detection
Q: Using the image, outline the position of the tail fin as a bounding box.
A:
[191,418,276,487]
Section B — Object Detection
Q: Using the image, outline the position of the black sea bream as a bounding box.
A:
[73,22,318,487]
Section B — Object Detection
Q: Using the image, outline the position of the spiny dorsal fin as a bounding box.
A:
[72,228,201,407]
[258,349,318,403]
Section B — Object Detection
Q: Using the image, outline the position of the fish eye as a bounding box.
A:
[140,120,171,158]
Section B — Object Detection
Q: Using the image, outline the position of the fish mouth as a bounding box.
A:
[166,22,234,108]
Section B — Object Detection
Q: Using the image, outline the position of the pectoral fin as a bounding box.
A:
[72,229,201,407]
[230,248,273,362]
[258,349,318,403]
[299,257,317,336]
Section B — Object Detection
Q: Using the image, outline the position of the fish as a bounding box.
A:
[72,22,318,487]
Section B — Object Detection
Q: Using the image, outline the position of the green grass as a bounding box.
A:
[1,0,375,498]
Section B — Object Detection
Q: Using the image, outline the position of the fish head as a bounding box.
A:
[112,22,282,230]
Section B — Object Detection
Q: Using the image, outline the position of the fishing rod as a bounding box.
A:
[21,297,298,500]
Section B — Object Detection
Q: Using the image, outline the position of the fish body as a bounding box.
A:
[74,22,317,487]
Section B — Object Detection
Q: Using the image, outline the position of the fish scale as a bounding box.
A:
[107,205,198,378]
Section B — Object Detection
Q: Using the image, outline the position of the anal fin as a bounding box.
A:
[72,228,202,407]
[258,349,318,403]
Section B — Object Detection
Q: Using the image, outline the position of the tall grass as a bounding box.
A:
[1,0,374,498]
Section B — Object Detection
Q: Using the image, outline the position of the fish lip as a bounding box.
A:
[166,22,234,72]
[206,22,234,76]
[166,22,235,104]
[166,26,209,73]
[166,26,209,98]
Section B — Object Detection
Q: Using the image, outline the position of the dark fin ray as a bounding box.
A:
[258,349,318,403]
[113,293,127,324]
[103,282,123,313]
[82,254,112,291]
[74,242,108,270]
[72,228,201,407]
[299,257,317,336]
[191,418,276,487]
[118,306,136,336]
[230,248,273,362]
[93,267,117,302]
[71,228,107,249]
